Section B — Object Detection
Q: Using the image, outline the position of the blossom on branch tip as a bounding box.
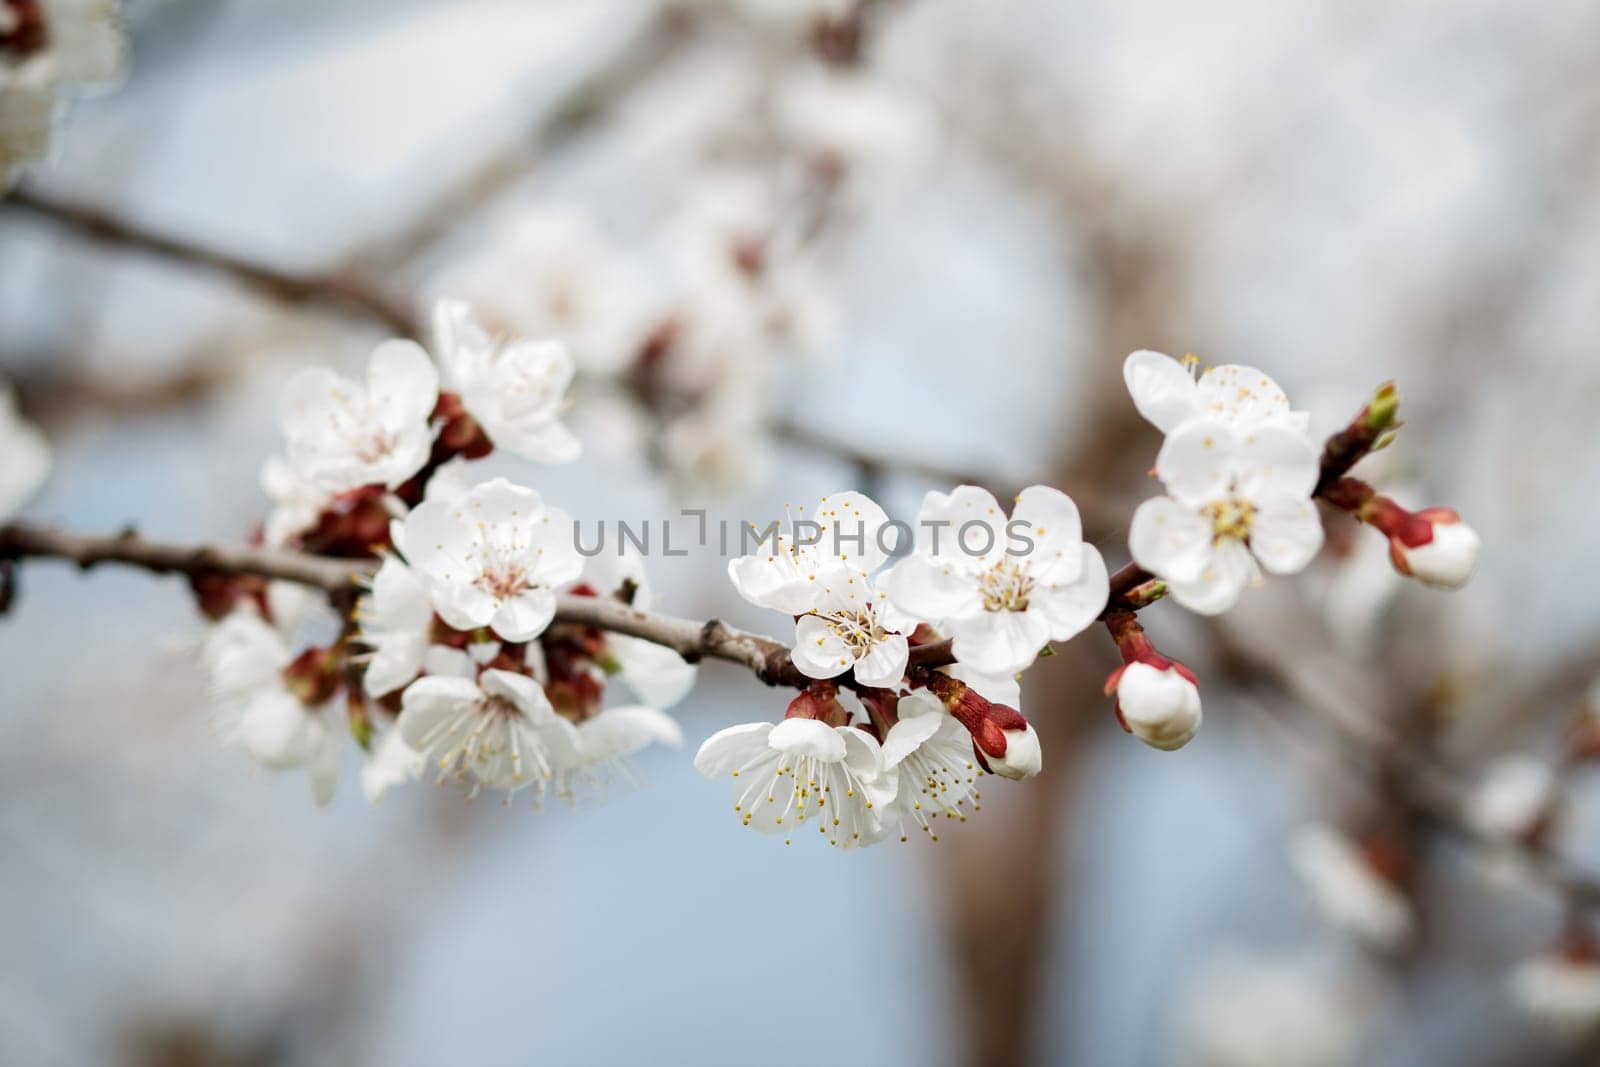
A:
[279,339,439,494]
[432,298,581,465]
[885,485,1108,675]
[694,718,896,848]
[1129,419,1324,615]
[1123,350,1310,437]
[399,477,582,643]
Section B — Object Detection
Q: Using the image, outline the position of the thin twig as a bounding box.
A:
[2,188,422,337]
[1214,619,1600,911]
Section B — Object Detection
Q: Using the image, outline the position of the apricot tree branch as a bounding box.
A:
[0,521,812,687]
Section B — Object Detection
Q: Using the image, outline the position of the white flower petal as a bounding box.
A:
[1155,420,1236,505]
[768,717,849,761]
[852,633,909,689]
[949,609,1052,676]
[1129,496,1213,583]
[1195,363,1293,429]
[884,555,982,623]
[791,613,854,680]
[1124,349,1199,434]
[1233,424,1321,501]
[1250,496,1325,576]
[694,722,775,778]
[1166,539,1258,615]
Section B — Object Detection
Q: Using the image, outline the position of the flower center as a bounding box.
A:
[478,557,530,600]
[0,1,49,59]
[979,559,1034,613]
[421,695,549,793]
[821,606,887,659]
[353,428,398,463]
[896,748,981,843]
[1203,496,1256,543]
[731,749,877,848]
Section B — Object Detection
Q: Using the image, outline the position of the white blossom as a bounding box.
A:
[1511,951,1600,1039]
[728,491,914,686]
[202,609,341,806]
[0,379,49,519]
[791,573,914,689]
[694,718,896,849]
[1129,420,1324,615]
[728,490,891,615]
[1290,824,1413,950]
[0,0,123,186]
[430,208,658,376]
[278,339,438,494]
[886,485,1109,675]
[1123,350,1310,437]
[773,68,934,196]
[399,477,583,643]
[357,557,434,698]
[1113,661,1202,752]
[398,668,580,798]
[432,298,581,465]
[881,689,982,842]
[660,385,772,496]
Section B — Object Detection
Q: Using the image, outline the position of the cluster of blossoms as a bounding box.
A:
[697,485,1102,846]
[691,351,1483,850]
[0,0,122,186]
[425,0,932,498]
[1284,697,1600,1040]
[202,300,692,806]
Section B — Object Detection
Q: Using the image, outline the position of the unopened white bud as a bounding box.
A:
[991,722,1043,780]
[1394,518,1480,589]
[1116,662,1202,751]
